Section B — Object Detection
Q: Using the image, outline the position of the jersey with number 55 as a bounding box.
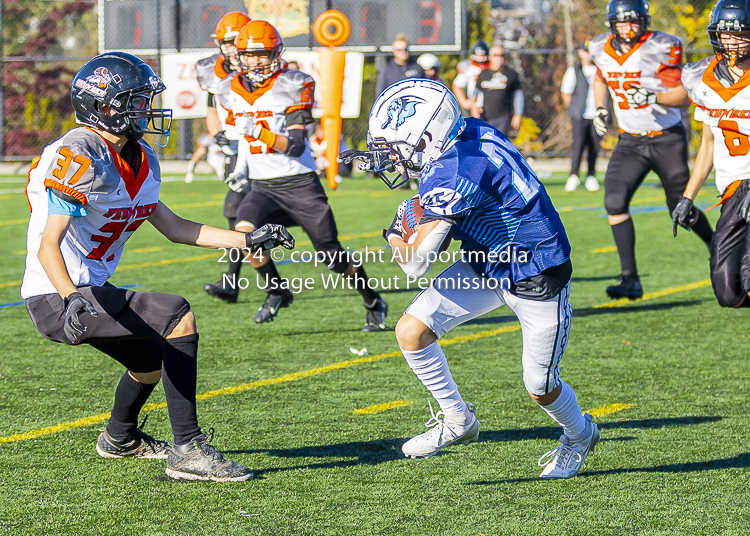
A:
[418,117,570,285]
[589,31,683,134]
[22,127,161,299]
[682,57,750,194]
[229,68,316,179]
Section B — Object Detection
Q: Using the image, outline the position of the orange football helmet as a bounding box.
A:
[211,12,251,67]
[235,20,285,84]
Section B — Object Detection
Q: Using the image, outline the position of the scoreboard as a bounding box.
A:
[99,0,463,53]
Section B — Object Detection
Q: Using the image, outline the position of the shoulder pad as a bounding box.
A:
[43,128,106,205]
[275,70,315,113]
[196,54,223,91]
[456,59,471,74]
[681,57,713,97]
[649,31,683,48]
[646,32,684,65]
[588,33,610,61]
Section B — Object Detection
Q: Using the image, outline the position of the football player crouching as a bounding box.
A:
[22,52,294,481]
[226,20,388,330]
[341,79,599,479]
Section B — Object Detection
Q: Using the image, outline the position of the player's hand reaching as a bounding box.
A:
[63,292,99,344]
[739,190,750,223]
[672,196,698,236]
[593,108,609,137]
[213,131,230,147]
[246,224,295,252]
[224,169,249,193]
[234,114,263,139]
[625,86,657,107]
[383,199,408,243]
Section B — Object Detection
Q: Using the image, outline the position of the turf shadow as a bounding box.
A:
[223,417,720,475]
[468,451,750,485]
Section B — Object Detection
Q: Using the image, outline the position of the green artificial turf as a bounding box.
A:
[0,171,748,536]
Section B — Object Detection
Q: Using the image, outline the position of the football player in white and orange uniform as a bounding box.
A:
[452,41,489,113]
[23,52,293,481]
[590,0,714,300]
[195,11,252,303]
[675,0,750,308]
[227,20,388,330]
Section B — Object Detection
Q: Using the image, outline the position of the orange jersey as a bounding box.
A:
[589,31,683,134]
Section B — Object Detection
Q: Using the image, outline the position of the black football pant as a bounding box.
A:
[711,180,750,307]
[570,118,600,178]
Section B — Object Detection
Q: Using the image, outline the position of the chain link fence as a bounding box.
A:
[0,0,716,161]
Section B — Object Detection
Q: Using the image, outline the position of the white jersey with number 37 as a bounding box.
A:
[589,31,683,134]
[682,57,750,194]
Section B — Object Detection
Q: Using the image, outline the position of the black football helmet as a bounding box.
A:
[606,0,651,45]
[70,52,172,143]
[708,0,750,68]
[470,40,490,65]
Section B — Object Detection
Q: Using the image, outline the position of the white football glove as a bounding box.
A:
[234,113,263,139]
[224,169,249,193]
[593,108,609,137]
[625,86,657,107]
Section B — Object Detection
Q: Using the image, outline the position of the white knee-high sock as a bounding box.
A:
[539,381,587,441]
[401,341,467,417]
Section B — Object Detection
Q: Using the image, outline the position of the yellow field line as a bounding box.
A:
[354,401,413,415]
[590,246,617,254]
[594,279,712,309]
[0,280,22,289]
[127,247,162,254]
[0,324,522,444]
[170,201,223,209]
[0,218,27,226]
[585,403,635,418]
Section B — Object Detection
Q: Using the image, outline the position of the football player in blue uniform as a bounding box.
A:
[341,79,599,478]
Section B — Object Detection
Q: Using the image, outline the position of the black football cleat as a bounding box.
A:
[362,297,388,332]
[204,275,240,303]
[96,426,170,459]
[255,289,294,323]
[606,274,643,300]
[165,428,253,482]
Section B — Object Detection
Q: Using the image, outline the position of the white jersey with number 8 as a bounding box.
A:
[683,56,750,194]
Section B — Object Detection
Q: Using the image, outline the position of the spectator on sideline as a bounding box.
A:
[185,132,225,183]
[561,43,601,192]
[453,41,490,113]
[471,45,524,135]
[375,34,425,95]
[417,53,443,84]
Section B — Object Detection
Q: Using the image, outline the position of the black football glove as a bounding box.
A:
[246,223,295,252]
[338,149,377,171]
[740,189,750,223]
[672,196,698,237]
[63,292,99,344]
[593,107,609,137]
[213,131,230,147]
[382,199,408,243]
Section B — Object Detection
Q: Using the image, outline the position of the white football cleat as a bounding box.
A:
[538,412,599,479]
[564,174,580,192]
[402,402,480,459]
[585,175,600,192]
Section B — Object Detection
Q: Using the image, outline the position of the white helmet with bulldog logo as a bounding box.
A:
[367,78,464,189]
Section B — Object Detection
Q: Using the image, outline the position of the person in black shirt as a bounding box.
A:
[375,34,425,96]
[471,45,524,135]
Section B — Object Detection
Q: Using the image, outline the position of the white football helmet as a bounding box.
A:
[367,79,464,189]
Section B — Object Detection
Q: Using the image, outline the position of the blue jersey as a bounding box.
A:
[419,118,570,284]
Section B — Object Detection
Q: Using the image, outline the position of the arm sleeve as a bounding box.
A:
[207,92,216,107]
[286,107,314,127]
[47,188,87,217]
[560,67,576,94]
[513,90,525,115]
[43,141,96,205]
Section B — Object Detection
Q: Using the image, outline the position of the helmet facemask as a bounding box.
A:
[607,12,650,45]
[710,22,750,68]
[216,36,242,68]
[239,48,283,84]
[367,135,426,190]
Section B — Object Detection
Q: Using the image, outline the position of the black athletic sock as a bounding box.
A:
[689,210,714,247]
[348,265,380,306]
[162,334,201,446]
[255,260,284,293]
[611,218,637,277]
[107,372,157,442]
